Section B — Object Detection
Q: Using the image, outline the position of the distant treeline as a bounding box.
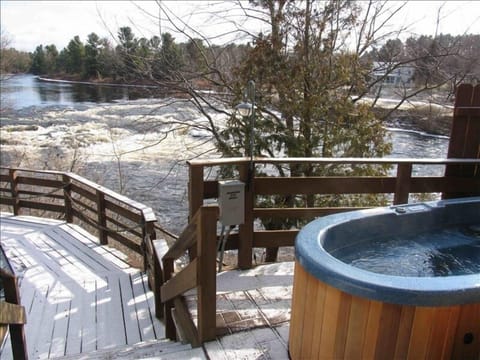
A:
[2,26,479,87]
[2,26,249,85]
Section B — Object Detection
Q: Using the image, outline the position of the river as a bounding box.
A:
[1,74,451,233]
[1,74,159,111]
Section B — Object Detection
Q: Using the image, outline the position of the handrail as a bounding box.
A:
[158,205,218,346]
[0,167,157,269]
[188,157,480,166]
[187,157,480,268]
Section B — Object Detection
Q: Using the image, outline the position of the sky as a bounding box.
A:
[1,1,480,52]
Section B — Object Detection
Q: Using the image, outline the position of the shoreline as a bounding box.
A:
[37,76,160,89]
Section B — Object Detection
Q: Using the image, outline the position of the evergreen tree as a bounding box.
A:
[30,45,47,75]
[65,36,85,74]
[84,33,101,78]
[44,44,58,74]
[152,33,183,80]
[220,0,392,226]
[117,26,138,80]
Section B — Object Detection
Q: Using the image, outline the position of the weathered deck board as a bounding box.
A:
[1,213,293,359]
[0,214,165,359]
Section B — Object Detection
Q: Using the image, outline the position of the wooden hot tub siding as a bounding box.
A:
[289,262,480,360]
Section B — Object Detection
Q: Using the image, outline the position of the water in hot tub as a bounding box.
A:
[333,224,480,277]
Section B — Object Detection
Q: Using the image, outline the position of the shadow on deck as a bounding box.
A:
[0,213,164,359]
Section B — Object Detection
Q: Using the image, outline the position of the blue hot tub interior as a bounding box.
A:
[295,197,480,306]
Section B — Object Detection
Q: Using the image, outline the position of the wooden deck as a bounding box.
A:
[0,213,165,359]
[0,214,292,359]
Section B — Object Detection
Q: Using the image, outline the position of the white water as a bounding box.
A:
[1,97,450,234]
[1,98,224,233]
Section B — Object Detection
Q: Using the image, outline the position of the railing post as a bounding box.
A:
[2,271,28,360]
[96,190,108,245]
[238,162,254,269]
[141,220,156,272]
[394,163,412,205]
[153,250,164,319]
[188,164,204,261]
[63,174,73,223]
[444,84,480,199]
[197,206,218,342]
[9,169,20,215]
[163,257,176,340]
[188,164,204,221]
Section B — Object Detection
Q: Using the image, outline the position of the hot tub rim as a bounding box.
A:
[295,197,480,307]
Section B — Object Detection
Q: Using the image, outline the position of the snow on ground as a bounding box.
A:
[0,98,226,234]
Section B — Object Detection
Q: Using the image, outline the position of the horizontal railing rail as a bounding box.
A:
[0,167,157,269]
[187,157,480,268]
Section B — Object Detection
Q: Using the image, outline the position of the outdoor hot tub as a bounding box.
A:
[289,197,480,359]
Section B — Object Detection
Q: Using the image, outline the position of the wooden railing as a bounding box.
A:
[0,168,157,269]
[150,205,218,346]
[187,157,480,269]
[151,156,480,345]
[1,247,28,360]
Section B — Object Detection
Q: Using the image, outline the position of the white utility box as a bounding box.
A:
[218,180,245,226]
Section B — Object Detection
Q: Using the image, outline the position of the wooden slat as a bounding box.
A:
[17,200,64,213]
[173,297,200,347]
[15,175,63,188]
[393,306,416,359]
[253,230,298,248]
[163,210,200,260]
[71,207,99,229]
[289,263,308,359]
[411,176,480,193]
[107,230,142,254]
[105,214,142,238]
[0,302,26,324]
[16,190,64,200]
[299,271,320,359]
[70,182,97,201]
[160,259,197,303]
[309,273,327,358]
[319,282,342,357]
[71,196,98,215]
[343,296,370,359]
[375,303,403,357]
[104,198,142,223]
[151,239,169,319]
[254,177,397,195]
[0,197,14,205]
[253,207,368,219]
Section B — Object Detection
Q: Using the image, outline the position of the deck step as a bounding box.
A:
[51,338,207,359]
